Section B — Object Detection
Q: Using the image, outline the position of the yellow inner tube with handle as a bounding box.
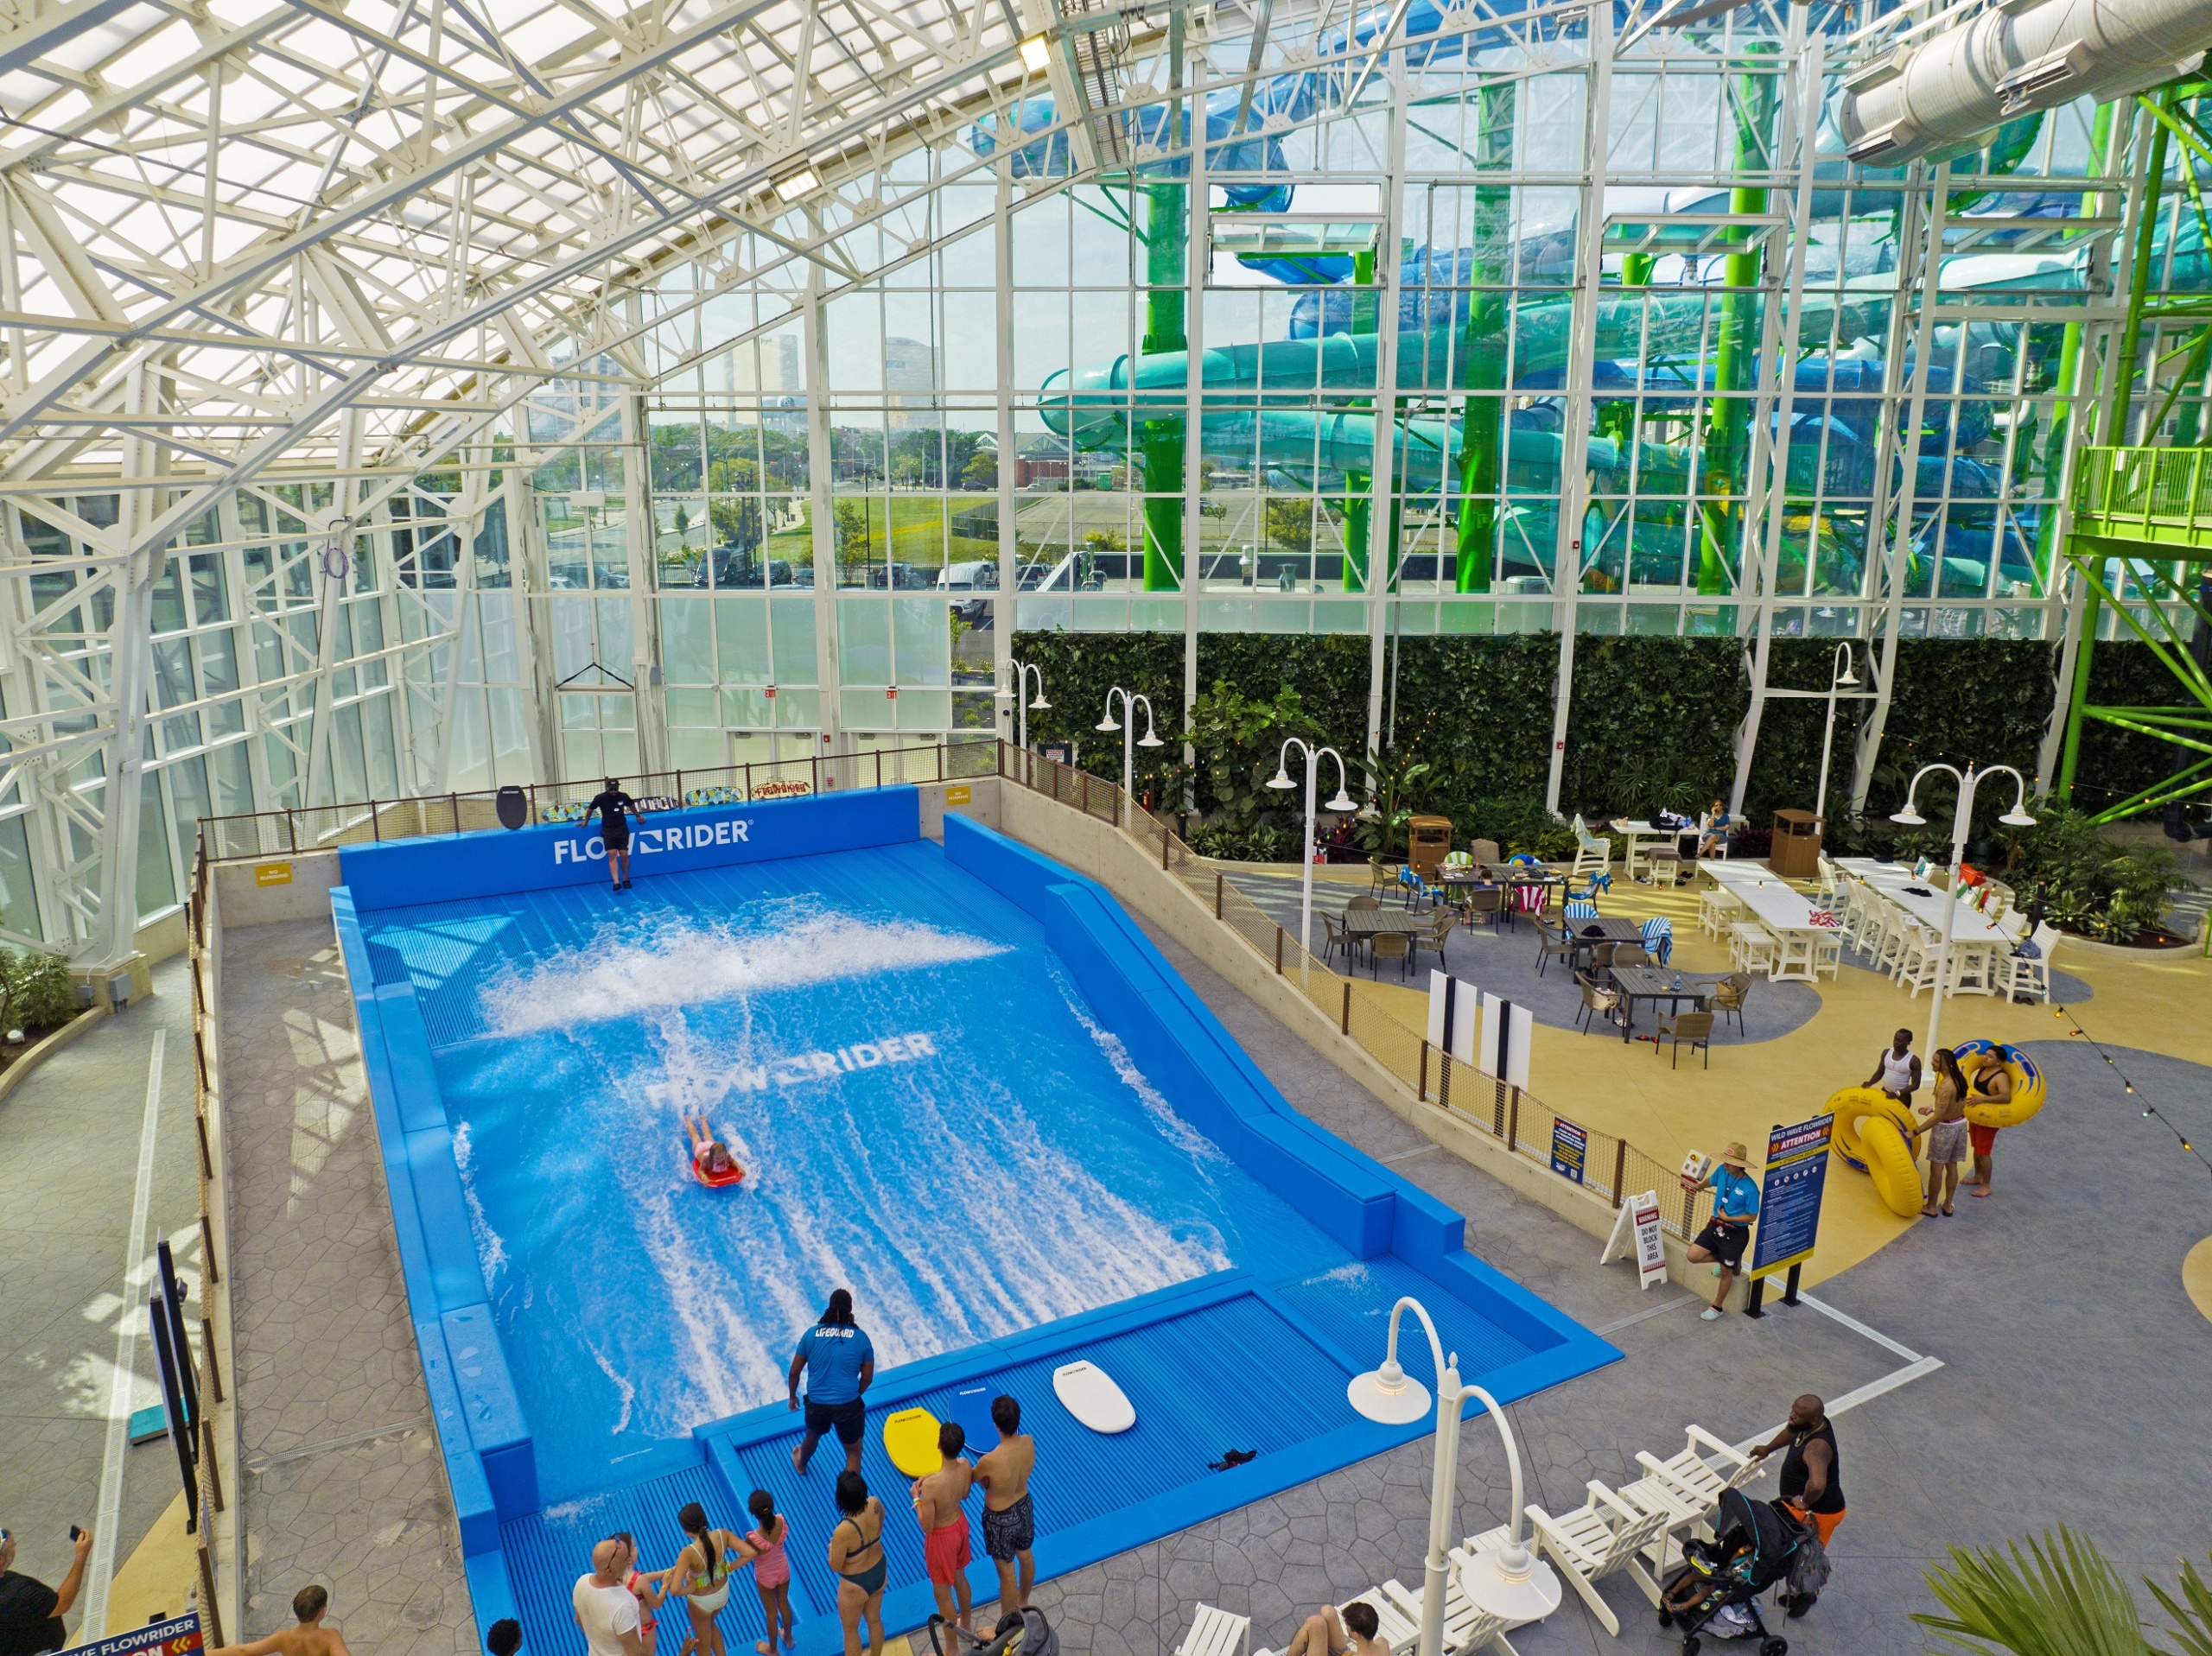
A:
[1827,1085,1925,1218]
[1949,1038,2047,1130]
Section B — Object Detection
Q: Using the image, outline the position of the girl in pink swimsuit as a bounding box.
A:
[747,1488,797,1653]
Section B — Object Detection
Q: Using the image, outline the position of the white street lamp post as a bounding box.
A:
[1268,738,1356,987]
[1891,761,2036,1051]
[1814,642,1859,833]
[1096,686,1163,806]
[1346,1297,1561,1656]
[995,658,1050,752]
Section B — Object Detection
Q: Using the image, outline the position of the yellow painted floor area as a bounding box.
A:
[105,1490,197,1634]
[2184,1237,2212,1326]
[1297,865,2212,1285]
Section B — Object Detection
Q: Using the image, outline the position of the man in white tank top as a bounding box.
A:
[1865,1028,1921,1105]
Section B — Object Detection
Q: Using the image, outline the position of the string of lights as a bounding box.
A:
[2050,1001,2212,1177]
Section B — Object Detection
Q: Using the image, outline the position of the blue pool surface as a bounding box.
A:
[332,791,1616,1656]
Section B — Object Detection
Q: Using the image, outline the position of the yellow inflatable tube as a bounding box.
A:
[1827,1085,1924,1218]
[1950,1039,2047,1130]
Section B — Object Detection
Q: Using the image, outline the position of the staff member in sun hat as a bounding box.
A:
[1681,1142,1759,1321]
[787,1290,874,1477]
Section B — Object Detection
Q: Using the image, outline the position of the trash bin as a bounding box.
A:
[1770,808,1821,878]
[1408,815,1453,879]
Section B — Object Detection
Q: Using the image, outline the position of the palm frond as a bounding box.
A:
[2145,1557,2212,1656]
[1913,1527,2152,1656]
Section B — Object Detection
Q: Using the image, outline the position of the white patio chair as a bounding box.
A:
[1998,920,2058,1002]
[1814,857,1840,904]
[1570,815,1612,879]
[1178,1603,1252,1656]
[1522,1482,1671,1637]
[1893,921,1941,993]
[1383,1568,1526,1656]
[1842,884,1885,952]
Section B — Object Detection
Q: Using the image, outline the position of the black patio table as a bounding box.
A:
[1608,964,1711,1044]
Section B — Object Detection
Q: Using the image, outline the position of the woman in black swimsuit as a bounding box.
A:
[827,1470,887,1656]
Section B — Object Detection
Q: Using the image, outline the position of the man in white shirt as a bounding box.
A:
[572,1536,647,1656]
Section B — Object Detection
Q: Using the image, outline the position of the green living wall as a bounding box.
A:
[1012,630,2188,837]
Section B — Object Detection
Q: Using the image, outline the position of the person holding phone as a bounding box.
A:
[0,1523,92,1656]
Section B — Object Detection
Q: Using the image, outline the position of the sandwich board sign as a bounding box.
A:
[1600,1190,1669,1290]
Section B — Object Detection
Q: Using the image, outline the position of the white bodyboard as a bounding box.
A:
[1052,1360,1135,1433]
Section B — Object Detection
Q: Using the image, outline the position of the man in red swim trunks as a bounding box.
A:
[912,1421,977,1640]
[1966,1050,2013,1197]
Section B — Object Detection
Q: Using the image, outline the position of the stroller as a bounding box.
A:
[929,1608,1058,1656]
[1656,1488,1817,1654]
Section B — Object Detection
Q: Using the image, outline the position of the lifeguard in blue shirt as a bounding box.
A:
[788,1289,875,1475]
[1682,1142,1760,1322]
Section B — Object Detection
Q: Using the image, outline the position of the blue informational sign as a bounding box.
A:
[1751,1113,1834,1276]
[1550,1118,1589,1183]
[79,1609,202,1654]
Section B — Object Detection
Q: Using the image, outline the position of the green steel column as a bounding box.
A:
[1454,79,1514,593]
[2036,105,2120,590]
[2058,100,2169,799]
[1697,45,1778,596]
[1343,472,1371,591]
[1141,181,1187,591]
[1344,247,1379,591]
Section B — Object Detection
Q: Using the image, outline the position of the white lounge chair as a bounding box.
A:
[1178,1603,1252,1656]
[1253,1589,1420,1656]
[1522,1482,1670,1637]
[1617,1425,1762,1573]
[1382,1570,1525,1656]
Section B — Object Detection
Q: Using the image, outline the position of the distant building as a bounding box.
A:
[885,336,939,430]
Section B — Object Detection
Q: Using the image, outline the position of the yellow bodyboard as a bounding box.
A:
[883,1406,941,1477]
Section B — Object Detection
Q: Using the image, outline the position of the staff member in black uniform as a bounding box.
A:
[584,777,639,891]
[1751,1393,1846,1548]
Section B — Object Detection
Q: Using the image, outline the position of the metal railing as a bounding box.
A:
[198,739,999,863]
[183,838,230,1646]
[997,746,1718,1240]
[2074,446,2212,535]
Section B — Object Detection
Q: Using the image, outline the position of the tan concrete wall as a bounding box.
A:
[213,851,342,925]
[134,905,189,968]
[915,775,1001,841]
[993,784,1738,1305]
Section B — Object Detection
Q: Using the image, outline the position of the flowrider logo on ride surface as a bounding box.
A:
[732,1032,940,1091]
[553,817,753,864]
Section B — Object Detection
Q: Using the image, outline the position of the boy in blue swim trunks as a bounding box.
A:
[971,1395,1036,1611]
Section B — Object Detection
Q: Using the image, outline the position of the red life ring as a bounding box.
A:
[691,1149,747,1189]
